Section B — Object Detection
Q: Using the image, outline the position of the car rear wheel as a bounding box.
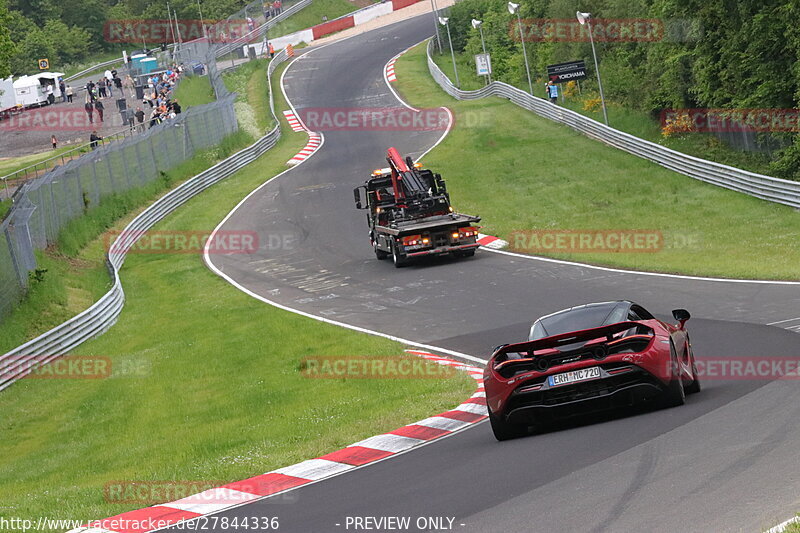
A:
[661,341,686,408]
[684,344,701,394]
[488,408,529,441]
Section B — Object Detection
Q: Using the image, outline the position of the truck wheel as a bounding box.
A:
[391,239,408,268]
[374,241,389,260]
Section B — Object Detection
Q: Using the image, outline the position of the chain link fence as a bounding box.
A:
[0,78,238,322]
[0,0,313,324]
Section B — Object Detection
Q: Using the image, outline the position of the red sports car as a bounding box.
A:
[484,300,700,440]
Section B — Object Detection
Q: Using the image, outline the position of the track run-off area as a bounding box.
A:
[194,15,800,533]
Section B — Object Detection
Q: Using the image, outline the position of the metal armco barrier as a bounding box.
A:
[0,50,290,392]
[426,41,800,210]
[65,58,123,82]
[214,0,312,59]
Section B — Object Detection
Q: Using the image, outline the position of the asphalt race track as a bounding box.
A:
[194,15,800,533]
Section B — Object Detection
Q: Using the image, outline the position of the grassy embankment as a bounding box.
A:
[396,42,800,280]
[269,0,373,38]
[430,49,777,177]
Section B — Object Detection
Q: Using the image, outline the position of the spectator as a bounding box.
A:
[89,130,102,149]
[98,78,107,99]
[149,107,160,128]
[268,42,275,58]
[84,97,94,123]
[51,134,57,149]
[65,85,73,103]
[123,75,135,99]
[106,77,114,98]
[135,107,145,132]
[59,79,66,102]
[94,99,105,122]
[171,100,181,114]
[45,84,55,105]
[546,81,558,104]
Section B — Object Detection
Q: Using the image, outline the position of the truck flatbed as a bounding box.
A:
[375,213,481,236]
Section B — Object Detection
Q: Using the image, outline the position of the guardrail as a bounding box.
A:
[214,0,312,59]
[64,58,124,82]
[0,49,290,392]
[426,41,800,210]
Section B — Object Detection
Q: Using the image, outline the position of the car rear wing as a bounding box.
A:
[494,321,654,363]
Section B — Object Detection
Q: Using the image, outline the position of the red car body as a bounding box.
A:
[484,301,700,440]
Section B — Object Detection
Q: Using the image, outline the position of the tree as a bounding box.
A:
[0,0,16,78]
[11,26,55,74]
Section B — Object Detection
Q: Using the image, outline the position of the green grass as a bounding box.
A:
[173,74,215,107]
[398,43,800,280]
[269,0,365,38]
[0,198,10,219]
[0,59,473,528]
[0,146,83,179]
[783,516,800,533]
[223,58,276,134]
[431,51,777,177]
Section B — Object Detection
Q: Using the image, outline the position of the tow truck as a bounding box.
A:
[353,147,481,267]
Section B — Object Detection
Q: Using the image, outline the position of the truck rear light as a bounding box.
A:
[457,228,477,239]
[452,232,459,239]
[402,235,424,246]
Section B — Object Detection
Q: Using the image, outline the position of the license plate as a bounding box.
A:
[548,366,601,387]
